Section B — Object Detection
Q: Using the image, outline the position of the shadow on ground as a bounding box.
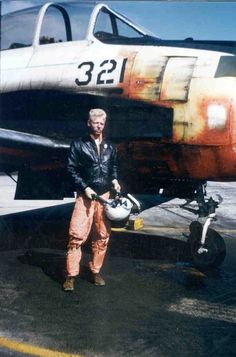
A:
[0,203,193,285]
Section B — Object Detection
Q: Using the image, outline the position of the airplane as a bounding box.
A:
[1,1,236,268]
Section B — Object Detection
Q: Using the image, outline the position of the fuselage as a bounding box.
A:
[1,2,236,185]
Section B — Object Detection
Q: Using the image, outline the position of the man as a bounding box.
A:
[63,108,121,291]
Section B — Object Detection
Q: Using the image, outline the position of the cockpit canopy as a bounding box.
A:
[1,2,156,51]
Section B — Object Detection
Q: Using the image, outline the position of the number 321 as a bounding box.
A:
[75,58,127,86]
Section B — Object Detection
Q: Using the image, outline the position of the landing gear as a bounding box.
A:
[188,221,226,268]
[184,183,226,268]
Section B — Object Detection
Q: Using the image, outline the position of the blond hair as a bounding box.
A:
[89,108,107,121]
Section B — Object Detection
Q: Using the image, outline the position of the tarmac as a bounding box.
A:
[0,174,236,357]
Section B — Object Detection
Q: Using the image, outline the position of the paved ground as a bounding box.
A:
[0,174,236,356]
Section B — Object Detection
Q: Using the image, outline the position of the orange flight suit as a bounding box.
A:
[66,192,111,277]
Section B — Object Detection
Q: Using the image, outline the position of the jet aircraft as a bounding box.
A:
[1,1,236,267]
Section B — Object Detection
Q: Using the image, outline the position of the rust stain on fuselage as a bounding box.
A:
[115,47,236,182]
[117,141,236,193]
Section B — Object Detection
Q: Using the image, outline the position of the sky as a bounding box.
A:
[1,0,236,41]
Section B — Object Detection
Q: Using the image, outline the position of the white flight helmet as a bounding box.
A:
[105,197,133,221]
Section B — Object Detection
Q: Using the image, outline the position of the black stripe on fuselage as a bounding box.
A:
[0,90,173,142]
[98,35,236,55]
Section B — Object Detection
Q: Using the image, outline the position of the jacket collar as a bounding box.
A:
[86,135,107,145]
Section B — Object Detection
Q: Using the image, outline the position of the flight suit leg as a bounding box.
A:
[66,194,95,277]
[89,192,111,274]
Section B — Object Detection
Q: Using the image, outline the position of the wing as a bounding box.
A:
[0,128,72,199]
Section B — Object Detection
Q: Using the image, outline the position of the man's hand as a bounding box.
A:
[112,179,121,193]
[84,187,97,200]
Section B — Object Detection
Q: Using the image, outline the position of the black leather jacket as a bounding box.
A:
[67,136,118,194]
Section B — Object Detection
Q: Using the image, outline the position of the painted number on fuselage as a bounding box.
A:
[75,61,94,85]
[75,58,127,86]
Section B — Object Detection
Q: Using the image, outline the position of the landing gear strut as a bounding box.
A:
[185,183,226,268]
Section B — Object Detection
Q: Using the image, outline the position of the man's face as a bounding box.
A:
[88,116,106,136]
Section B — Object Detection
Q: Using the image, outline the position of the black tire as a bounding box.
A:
[188,222,226,268]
